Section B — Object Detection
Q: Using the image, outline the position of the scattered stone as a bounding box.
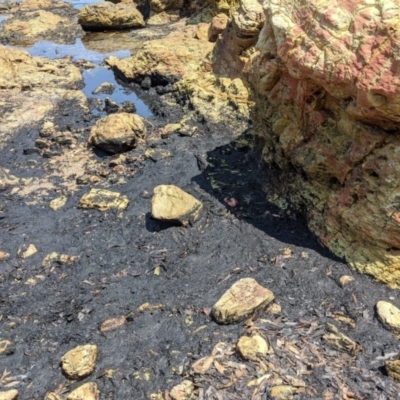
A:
[144,148,171,162]
[40,121,56,137]
[61,344,98,379]
[78,2,145,30]
[161,123,182,137]
[99,316,126,332]
[66,382,100,400]
[0,340,15,356]
[76,175,91,185]
[79,189,129,212]
[385,359,400,383]
[45,393,62,400]
[42,252,78,268]
[0,251,10,261]
[88,113,146,154]
[151,185,203,225]
[109,154,126,167]
[18,243,37,259]
[0,390,19,400]
[236,333,268,361]
[23,148,41,155]
[269,385,295,399]
[266,303,282,315]
[323,323,362,355]
[104,98,120,114]
[137,303,164,312]
[35,137,50,149]
[50,196,67,211]
[339,275,355,288]
[212,278,274,324]
[169,380,194,400]
[92,82,115,95]
[376,301,400,336]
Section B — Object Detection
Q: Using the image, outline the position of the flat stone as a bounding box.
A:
[0,390,18,400]
[376,301,400,336]
[237,333,268,361]
[99,316,126,332]
[61,344,98,379]
[79,189,129,212]
[78,3,145,30]
[88,113,146,154]
[18,243,37,259]
[151,185,203,225]
[169,380,194,400]
[67,382,100,400]
[385,359,400,383]
[50,196,67,211]
[0,339,15,355]
[269,385,295,399]
[212,278,274,324]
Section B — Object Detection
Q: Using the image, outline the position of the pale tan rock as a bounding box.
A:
[339,275,354,288]
[0,340,14,355]
[195,23,211,41]
[385,359,400,383]
[209,13,229,41]
[79,189,129,212]
[266,303,282,315]
[61,344,98,379]
[67,382,99,400]
[151,185,203,225]
[99,316,126,332]
[78,3,145,30]
[42,252,78,268]
[376,301,400,336]
[269,385,295,399]
[170,380,194,400]
[0,251,10,261]
[212,278,274,324]
[147,10,180,25]
[88,113,146,154]
[44,393,62,400]
[237,333,268,361]
[1,10,82,46]
[50,196,67,211]
[18,244,37,259]
[0,390,18,400]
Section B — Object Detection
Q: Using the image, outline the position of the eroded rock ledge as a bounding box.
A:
[244,0,400,287]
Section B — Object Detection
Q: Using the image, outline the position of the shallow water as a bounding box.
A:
[65,0,103,8]
[83,67,153,118]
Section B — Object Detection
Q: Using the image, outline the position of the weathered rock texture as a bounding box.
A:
[0,0,82,45]
[88,113,146,154]
[60,344,98,379]
[0,46,86,149]
[78,2,145,30]
[244,0,400,287]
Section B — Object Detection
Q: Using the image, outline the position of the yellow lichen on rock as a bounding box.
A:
[212,278,274,324]
[61,344,98,380]
[151,185,203,225]
[66,382,100,400]
[79,189,129,212]
[237,333,268,361]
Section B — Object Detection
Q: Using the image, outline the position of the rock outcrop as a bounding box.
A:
[0,46,86,149]
[78,2,145,30]
[243,0,400,287]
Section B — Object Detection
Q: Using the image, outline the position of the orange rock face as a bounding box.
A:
[245,0,400,286]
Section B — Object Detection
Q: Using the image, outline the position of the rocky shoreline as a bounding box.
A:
[2,0,400,399]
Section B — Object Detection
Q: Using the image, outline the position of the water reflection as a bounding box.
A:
[83,67,153,118]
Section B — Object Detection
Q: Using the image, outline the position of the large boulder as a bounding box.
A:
[88,113,146,154]
[243,0,400,287]
[78,2,145,30]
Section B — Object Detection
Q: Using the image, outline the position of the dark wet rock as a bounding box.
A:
[120,101,136,113]
[23,148,41,155]
[78,2,145,31]
[88,113,146,154]
[156,83,175,95]
[92,82,115,95]
[141,76,152,90]
[104,98,120,114]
